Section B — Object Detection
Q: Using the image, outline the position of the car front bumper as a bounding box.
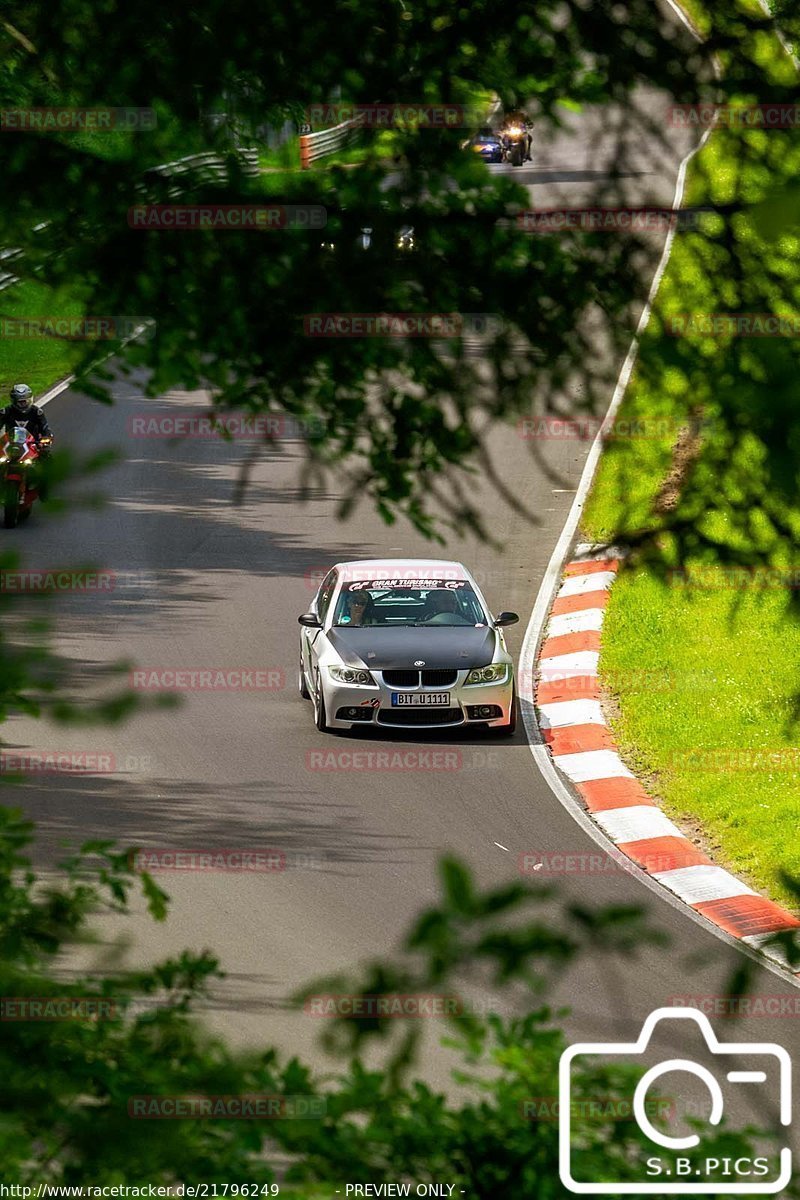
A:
[320,671,515,731]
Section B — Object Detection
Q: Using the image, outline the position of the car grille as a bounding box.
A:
[421,669,457,687]
[382,670,419,688]
[382,669,458,688]
[377,708,463,727]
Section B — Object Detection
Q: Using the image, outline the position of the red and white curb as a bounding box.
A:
[535,545,800,974]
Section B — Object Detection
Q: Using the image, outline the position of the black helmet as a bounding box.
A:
[10,383,33,411]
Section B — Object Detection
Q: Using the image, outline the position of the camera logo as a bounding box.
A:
[559,1007,792,1194]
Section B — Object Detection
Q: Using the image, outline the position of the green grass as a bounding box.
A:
[582,1,800,911]
[0,279,89,396]
[599,569,800,906]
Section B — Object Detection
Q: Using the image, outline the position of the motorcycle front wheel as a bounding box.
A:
[3,482,20,529]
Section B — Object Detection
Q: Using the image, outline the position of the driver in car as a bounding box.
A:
[423,589,464,623]
[344,591,374,626]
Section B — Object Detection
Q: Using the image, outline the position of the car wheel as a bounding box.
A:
[299,659,310,699]
[496,688,517,737]
[313,670,329,732]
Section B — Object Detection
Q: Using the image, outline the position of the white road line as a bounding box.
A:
[35,323,150,408]
[539,650,600,677]
[594,805,682,843]
[517,1,799,983]
[547,608,605,637]
[557,571,616,598]
[538,699,605,729]
[742,932,798,971]
[552,749,634,784]
[574,542,625,560]
[37,375,75,407]
[652,865,757,905]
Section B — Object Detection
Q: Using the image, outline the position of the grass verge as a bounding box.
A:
[0,279,89,397]
[582,1,800,909]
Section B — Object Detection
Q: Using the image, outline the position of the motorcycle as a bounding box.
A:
[500,121,532,167]
[0,425,51,528]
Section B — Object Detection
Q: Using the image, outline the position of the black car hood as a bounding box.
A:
[328,625,498,670]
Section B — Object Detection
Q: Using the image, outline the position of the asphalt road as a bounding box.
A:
[4,49,798,1158]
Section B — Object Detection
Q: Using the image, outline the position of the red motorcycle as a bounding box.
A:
[1,426,52,528]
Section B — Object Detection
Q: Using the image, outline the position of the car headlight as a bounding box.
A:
[328,666,375,685]
[464,664,509,685]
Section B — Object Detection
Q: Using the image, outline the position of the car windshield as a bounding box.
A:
[332,578,487,627]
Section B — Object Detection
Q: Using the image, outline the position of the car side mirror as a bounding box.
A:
[298,612,323,628]
[494,611,519,628]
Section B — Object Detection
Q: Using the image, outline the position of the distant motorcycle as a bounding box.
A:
[501,124,528,167]
[0,425,51,527]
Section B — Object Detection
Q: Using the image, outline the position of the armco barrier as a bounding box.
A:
[299,118,362,169]
[0,150,261,291]
[0,247,23,293]
[141,148,260,198]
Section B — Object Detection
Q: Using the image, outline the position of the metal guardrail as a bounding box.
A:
[142,148,260,197]
[299,118,362,169]
[0,149,261,291]
[0,247,24,293]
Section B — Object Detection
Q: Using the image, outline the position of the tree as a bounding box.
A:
[0,1,799,1188]
[1,0,717,537]
[1,809,795,1192]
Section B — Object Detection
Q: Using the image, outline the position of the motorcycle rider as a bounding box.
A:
[500,110,533,162]
[0,384,53,445]
[0,384,54,500]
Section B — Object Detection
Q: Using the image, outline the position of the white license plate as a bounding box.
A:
[392,692,450,707]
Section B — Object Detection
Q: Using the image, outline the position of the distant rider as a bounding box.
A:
[501,110,533,162]
[0,383,54,498]
[0,383,53,446]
